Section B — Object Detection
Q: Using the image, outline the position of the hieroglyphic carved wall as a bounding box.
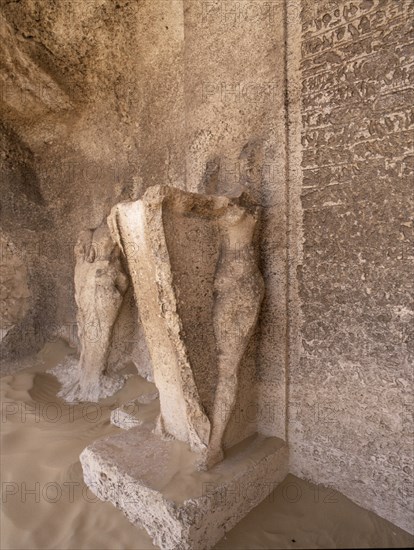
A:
[290,0,414,534]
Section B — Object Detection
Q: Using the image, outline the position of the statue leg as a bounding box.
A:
[199,272,263,470]
[78,278,124,399]
[200,366,238,469]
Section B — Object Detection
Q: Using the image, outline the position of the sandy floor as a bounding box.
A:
[1,341,412,550]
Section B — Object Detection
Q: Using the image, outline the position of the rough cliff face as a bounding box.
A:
[1,0,412,536]
[0,0,185,371]
[0,2,288,442]
[0,234,30,344]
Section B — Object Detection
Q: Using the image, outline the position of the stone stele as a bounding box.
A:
[80,185,288,549]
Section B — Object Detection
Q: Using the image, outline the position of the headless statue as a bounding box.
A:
[71,222,129,401]
[200,203,264,469]
[108,187,264,470]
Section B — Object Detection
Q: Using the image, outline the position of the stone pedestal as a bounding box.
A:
[80,428,288,550]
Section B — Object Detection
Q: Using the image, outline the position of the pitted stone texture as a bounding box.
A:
[80,429,288,550]
[183,0,289,442]
[110,400,143,430]
[0,235,30,342]
[291,0,414,535]
[0,1,187,368]
[109,185,264,468]
[1,2,288,458]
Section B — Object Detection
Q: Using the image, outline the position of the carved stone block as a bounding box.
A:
[80,427,288,550]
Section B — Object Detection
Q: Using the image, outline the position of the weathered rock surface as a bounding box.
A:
[111,391,160,430]
[80,429,288,550]
[289,0,414,535]
[0,235,30,342]
[0,1,186,369]
[1,0,412,538]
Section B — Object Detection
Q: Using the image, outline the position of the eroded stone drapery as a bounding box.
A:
[52,222,129,402]
[108,185,264,469]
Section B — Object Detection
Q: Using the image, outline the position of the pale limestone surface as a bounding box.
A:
[110,391,159,431]
[110,400,143,430]
[207,201,264,468]
[287,0,414,535]
[78,185,284,549]
[183,0,289,444]
[108,185,264,469]
[51,222,130,402]
[80,430,288,550]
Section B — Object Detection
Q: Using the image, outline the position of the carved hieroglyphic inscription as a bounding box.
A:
[302,0,413,197]
[297,0,414,534]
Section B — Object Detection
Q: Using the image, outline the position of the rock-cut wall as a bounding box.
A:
[0,0,185,375]
[1,0,413,535]
[290,0,414,534]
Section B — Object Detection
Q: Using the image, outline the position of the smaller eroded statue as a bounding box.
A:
[51,222,129,402]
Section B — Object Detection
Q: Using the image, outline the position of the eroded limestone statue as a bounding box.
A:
[108,185,264,469]
[52,221,129,402]
[205,202,264,468]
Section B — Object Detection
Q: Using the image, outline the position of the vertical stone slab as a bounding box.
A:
[109,189,210,452]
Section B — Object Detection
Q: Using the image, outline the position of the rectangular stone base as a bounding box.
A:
[80,427,288,550]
